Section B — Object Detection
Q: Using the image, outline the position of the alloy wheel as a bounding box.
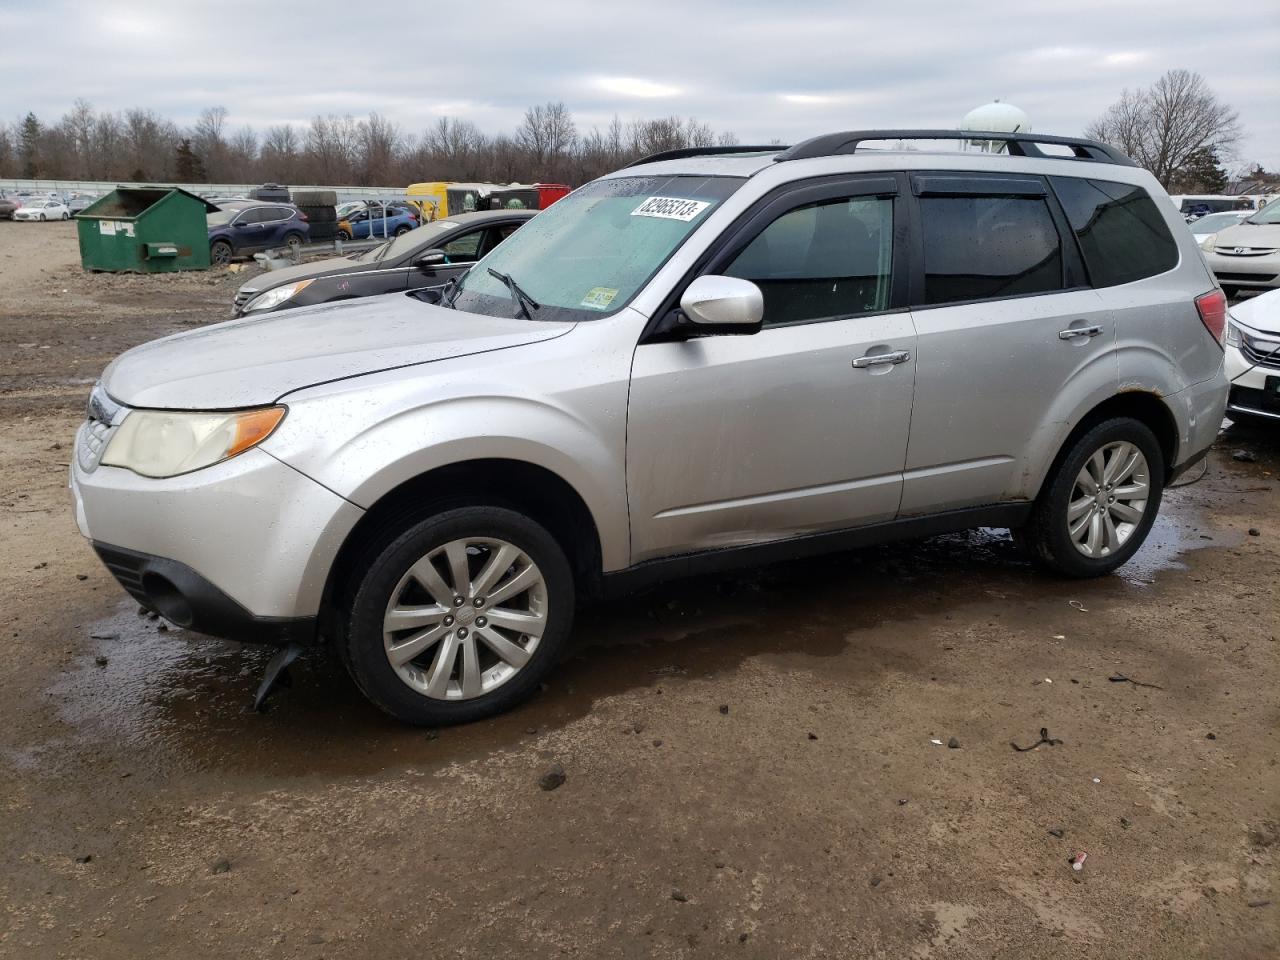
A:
[1067,441,1150,557]
[382,538,547,700]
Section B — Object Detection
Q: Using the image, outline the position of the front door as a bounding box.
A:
[627,176,917,563]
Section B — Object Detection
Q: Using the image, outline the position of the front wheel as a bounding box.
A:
[337,229,351,241]
[38,213,46,221]
[61,211,70,220]
[210,240,233,265]
[340,505,575,726]
[1017,417,1164,577]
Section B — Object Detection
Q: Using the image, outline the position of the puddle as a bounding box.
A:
[37,474,1247,783]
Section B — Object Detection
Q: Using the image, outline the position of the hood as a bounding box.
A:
[102,294,575,409]
[1230,287,1280,334]
[1213,222,1280,250]
[236,254,367,297]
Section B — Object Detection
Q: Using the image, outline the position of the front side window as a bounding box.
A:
[450,175,742,321]
[1051,177,1178,287]
[442,230,484,262]
[723,196,893,326]
[920,195,1063,305]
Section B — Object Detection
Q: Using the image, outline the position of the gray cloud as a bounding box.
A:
[2,0,1276,170]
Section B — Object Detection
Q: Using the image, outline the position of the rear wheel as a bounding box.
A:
[337,228,352,241]
[210,240,233,265]
[61,211,70,220]
[340,505,575,726]
[283,232,304,254]
[38,213,46,221]
[394,225,411,236]
[1017,417,1164,577]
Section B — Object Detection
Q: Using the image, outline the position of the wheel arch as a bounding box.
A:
[1032,390,1179,501]
[320,457,605,636]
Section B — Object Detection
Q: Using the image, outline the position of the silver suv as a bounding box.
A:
[72,130,1229,725]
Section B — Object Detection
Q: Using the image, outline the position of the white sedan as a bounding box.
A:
[14,198,70,221]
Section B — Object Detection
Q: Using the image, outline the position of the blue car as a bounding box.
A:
[337,203,419,240]
[207,202,310,265]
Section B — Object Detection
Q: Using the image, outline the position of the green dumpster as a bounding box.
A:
[76,186,218,273]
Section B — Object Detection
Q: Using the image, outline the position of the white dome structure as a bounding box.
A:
[960,101,1031,152]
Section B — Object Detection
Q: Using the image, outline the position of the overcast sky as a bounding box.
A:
[1,0,1276,172]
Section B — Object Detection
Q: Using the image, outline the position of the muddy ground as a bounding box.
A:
[0,221,1277,959]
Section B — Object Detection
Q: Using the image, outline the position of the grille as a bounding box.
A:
[1241,334,1280,369]
[233,288,257,310]
[1217,272,1278,283]
[1214,246,1278,257]
[77,384,125,473]
[1230,386,1280,415]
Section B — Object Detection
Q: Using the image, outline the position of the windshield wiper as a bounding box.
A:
[487,268,540,320]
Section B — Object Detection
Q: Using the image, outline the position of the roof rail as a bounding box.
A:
[774,130,1135,166]
[625,145,791,168]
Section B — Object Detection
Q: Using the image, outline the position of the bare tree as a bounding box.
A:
[1085,69,1241,187]
[192,106,230,179]
[516,102,577,180]
[358,112,402,185]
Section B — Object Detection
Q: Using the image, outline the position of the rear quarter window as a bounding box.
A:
[1050,177,1178,287]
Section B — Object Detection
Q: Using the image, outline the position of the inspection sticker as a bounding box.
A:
[631,196,710,221]
[580,286,619,310]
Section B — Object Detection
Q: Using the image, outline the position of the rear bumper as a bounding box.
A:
[95,542,317,646]
[1167,369,1228,473]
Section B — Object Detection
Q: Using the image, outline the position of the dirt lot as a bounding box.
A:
[1,221,1277,959]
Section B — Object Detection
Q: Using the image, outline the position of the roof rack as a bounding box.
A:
[625,145,791,168]
[774,130,1135,166]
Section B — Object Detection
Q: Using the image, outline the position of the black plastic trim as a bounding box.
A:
[600,503,1032,596]
[93,542,318,647]
[625,145,789,168]
[775,130,1135,166]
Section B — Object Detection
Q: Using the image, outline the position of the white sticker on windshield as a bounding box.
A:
[631,196,711,222]
[581,287,619,310]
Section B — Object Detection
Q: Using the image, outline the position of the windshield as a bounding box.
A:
[356,219,459,262]
[1247,203,1280,225]
[1192,212,1243,233]
[449,175,743,321]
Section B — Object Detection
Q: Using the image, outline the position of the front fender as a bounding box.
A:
[262,345,633,571]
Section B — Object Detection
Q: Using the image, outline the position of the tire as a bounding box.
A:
[298,204,337,223]
[210,240,233,265]
[394,225,411,237]
[308,222,337,242]
[283,232,304,253]
[61,211,70,220]
[1017,417,1164,578]
[340,505,575,726]
[38,213,46,221]
[337,229,351,241]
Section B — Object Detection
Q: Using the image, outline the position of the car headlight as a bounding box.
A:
[1225,320,1242,348]
[242,279,313,313]
[101,407,286,478]
[1199,234,1217,252]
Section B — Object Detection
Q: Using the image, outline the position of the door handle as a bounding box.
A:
[1058,325,1103,340]
[852,350,911,368]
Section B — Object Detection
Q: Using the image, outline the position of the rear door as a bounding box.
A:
[627,175,917,562]
[900,173,1113,514]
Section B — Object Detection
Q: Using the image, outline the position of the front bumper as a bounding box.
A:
[94,542,317,645]
[71,440,364,635]
[1204,250,1280,290]
[1224,341,1280,422]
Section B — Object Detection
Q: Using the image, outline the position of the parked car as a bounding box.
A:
[233,209,534,316]
[1224,287,1280,426]
[64,192,99,216]
[1170,194,1241,219]
[337,203,419,240]
[1189,210,1250,245]
[72,129,1227,726]
[14,198,70,221]
[1201,200,1280,297]
[0,195,17,220]
[207,203,310,264]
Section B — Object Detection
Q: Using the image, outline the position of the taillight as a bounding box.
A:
[298,211,309,222]
[1195,289,1227,347]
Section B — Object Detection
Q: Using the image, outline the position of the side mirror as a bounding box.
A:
[678,275,764,334]
[415,249,447,271]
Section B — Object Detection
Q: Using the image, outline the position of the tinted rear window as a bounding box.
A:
[919,195,1063,305]
[1050,178,1178,287]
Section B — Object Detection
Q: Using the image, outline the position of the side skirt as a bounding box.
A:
[599,503,1032,597]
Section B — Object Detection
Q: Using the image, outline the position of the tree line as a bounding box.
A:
[0,100,744,187]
